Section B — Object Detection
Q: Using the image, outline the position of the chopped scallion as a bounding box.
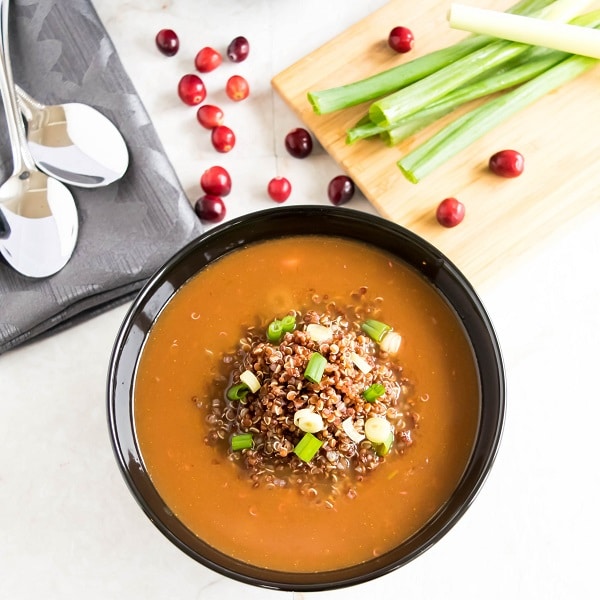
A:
[280,314,296,332]
[226,383,249,401]
[293,432,323,462]
[375,431,395,457]
[304,352,327,383]
[267,320,284,343]
[267,315,296,343]
[363,383,386,403]
[350,351,372,374]
[361,319,391,343]
[240,369,261,393]
[231,433,253,451]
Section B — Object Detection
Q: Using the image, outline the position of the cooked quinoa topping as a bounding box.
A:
[202,296,419,502]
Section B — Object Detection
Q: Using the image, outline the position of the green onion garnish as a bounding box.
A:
[231,433,253,451]
[363,383,386,403]
[226,383,249,401]
[267,320,284,343]
[266,315,296,343]
[375,431,394,457]
[294,432,323,462]
[304,352,327,383]
[361,319,391,343]
[280,314,296,332]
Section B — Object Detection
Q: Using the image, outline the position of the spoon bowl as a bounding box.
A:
[17,86,129,188]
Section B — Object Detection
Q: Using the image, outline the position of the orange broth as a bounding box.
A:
[133,236,480,572]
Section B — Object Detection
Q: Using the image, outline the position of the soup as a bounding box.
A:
[133,235,480,572]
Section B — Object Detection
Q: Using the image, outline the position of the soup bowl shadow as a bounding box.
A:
[107,206,505,592]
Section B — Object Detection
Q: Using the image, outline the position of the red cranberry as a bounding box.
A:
[211,125,236,153]
[436,197,465,227]
[267,177,292,203]
[196,105,224,129]
[327,175,355,205]
[194,195,226,224]
[284,128,313,159]
[388,26,414,53]
[178,74,206,106]
[155,29,179,56]
[201,166,232,196]
[225,75,250,102]
[195,47,222,73]
[227,36,250,62]
[489,149,524,178]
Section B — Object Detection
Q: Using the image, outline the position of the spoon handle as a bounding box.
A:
[0,0,36,173]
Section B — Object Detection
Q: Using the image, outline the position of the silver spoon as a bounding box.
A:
[0,0,78,278]
[16,86,129,188]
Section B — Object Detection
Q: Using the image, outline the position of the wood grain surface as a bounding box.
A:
[272,0,600,286]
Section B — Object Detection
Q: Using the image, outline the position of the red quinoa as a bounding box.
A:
[202,297,418,502]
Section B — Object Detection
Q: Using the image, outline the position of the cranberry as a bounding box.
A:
[436,197,465,227]
[178,74,206,106]
[201,166,232,196]
[284,128,313,159]
[225,75,250,101]
[388,26,414,53]
[267,177,292,203]
[327,175,355,206]
[211,125,236,153]
[194,194,226,224]
[194,47,222,73]
[155,29,179,56]
[489,149,524,178]
[196,105,224,129]
[227,36,250,62]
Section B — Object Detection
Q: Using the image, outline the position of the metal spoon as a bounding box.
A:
[16,86,129,188]
[0,0,78,278]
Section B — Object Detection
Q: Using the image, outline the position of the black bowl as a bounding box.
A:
[107,206,505,591]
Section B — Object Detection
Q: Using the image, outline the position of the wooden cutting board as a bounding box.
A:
[272,0,600,287]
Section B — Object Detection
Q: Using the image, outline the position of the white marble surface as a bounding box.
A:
[1,1,599,598]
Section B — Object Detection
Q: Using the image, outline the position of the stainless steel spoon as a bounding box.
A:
[17,86,129,188]
[0,0,78,278]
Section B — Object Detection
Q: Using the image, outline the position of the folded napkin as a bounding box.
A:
[0,0,202,355]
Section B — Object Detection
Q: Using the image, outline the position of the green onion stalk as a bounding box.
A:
[306,0,554,115]
[346,48,568,145]
[397,26,600,183]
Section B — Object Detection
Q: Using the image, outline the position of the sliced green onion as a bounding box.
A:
[267,315,296,343]
[293,432,323,462]
[380,331,402,355]
[304,352,327,383]
[293,408,325,433]
[363,383,386,403]
[361,319,391,343]
[341,417,365,443]
[226,383,249,401]
[231,433,253,451]
[240,369,261,393]
[375,431,394,457]
[350,351,372,374]
[365,417,393,445]
[306,323,333,343]
[280,314,296,332]
[306,0,553,114]
[267,319,284,343]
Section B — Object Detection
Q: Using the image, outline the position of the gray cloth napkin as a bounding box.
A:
[0,0,202,355]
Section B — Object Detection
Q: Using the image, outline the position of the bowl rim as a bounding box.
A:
[107,206,506,592]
